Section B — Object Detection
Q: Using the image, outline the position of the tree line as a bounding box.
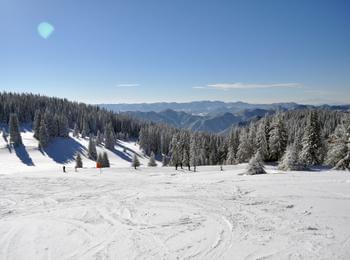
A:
[1,92,349,171]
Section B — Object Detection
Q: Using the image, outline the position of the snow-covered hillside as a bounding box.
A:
[0,129,150,173]
[0,164,350,259]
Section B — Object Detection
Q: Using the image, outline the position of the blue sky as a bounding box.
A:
[1,0,349,104]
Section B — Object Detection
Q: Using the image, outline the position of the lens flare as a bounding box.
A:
[37,22,55,39]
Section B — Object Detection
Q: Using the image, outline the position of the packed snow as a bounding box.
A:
[0,132,350,259]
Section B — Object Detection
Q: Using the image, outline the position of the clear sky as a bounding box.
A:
[1,0,350,104]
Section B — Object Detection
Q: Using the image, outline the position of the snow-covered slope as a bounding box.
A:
[0,130,150,173]
[0,165,349,259]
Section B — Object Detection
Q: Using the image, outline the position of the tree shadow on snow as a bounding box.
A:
[109,147,133,162]
[14,145,35,166]
[116,140,144,158]
[44,137,86,164]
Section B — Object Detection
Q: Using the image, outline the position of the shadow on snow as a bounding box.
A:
[14,145,35,166]
[44,137,86,164]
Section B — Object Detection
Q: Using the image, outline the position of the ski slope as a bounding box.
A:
[0,164,350,259]
[0,130,150,174]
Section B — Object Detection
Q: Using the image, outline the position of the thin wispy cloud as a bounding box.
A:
[117,83,140,87]
[193,82,302,90]
[208,83,302,90]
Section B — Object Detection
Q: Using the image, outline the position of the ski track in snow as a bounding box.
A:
[0,166,350,259]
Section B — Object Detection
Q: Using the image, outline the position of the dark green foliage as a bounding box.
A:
[9,113,22,147]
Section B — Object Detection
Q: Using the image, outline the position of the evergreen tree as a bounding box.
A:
[190,135,199,172]
[170,134,181,170]
[236,129,251,163]
[96,130,102,145]
[75,153,83,168]
[326,116,350,170]
[278,144,303,171]
[105,123,115,150]
[326,123,348,167]
[246,151,266,175]
[58,115,69,137]
[162,154,168,166]
[73,123,80,137]
[148,152,157,167]
[300,110,323,165]
[226,128,239,165]
[88,137,97,161]
[256,119,269,161]
[38,119,50,148]
[269,116,288,161]
[33,109,41,139]
[9,113,22,147]
[131,154,141,169]
[81,119,90,138]
[102,152,110,167]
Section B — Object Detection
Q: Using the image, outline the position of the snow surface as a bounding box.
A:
[1,132,350,259]
[0,131,150,174]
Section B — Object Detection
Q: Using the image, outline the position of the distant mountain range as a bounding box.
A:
[100,101,350,133]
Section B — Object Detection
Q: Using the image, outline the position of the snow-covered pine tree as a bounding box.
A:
[162,154,169,166]
[278,143,304,171]
[73,123,80,137]
[148,151,157,167]
[81,119,90,138]
[300,110,323,166]
[88,137,97,161]
[104,123,115,150]
[170,133,181,170]
[326,116,350,170]
[33,109,41,139]
[43,110,56,138]
[102,152,110,168]
[9,113,22,147]
[326,123,348,167]
[246,151,266,175]
[248,123,257,155]
[58,115,69,137]
[38,119,50,148]
[226,128,240,165]
[236,129,251,163]
[131,154,141,169]
[190,134,199,172]
[96,130,102,145]
[269,115,288,161]
[75,153,83,168]
[180,132,191,170]
[256,119,269,161]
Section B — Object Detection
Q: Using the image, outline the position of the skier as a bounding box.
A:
[63,166,66,173]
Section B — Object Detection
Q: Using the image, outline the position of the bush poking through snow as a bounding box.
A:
[246,152,266,175]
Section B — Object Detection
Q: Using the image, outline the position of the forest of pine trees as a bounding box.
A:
[1,92,350,170]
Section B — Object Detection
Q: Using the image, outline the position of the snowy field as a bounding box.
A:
[1,164,350,259]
